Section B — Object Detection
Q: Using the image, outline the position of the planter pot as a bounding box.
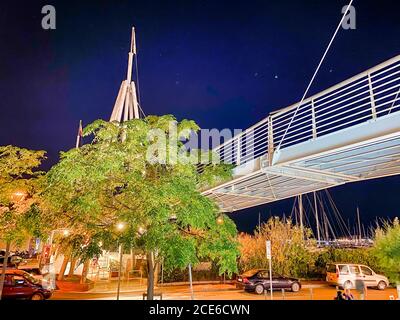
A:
[110,271,119,278]
[56,277,94,292]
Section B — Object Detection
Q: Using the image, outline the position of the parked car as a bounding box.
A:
[0,252,23,267]
[236,269,302,294]
[17,266,53,289]
[1,269,52,300]
[326,263,389,290]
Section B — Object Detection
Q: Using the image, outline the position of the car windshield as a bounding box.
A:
[21,271,40,285]
[258,271,283,278]
[21,268,41,276]
[326,264,337,273]
[241,269,262,277]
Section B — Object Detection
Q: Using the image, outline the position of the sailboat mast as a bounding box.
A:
[299,194,304,239]
[324,211,329,241]
[313,191,321,243]
[357,207,362,243]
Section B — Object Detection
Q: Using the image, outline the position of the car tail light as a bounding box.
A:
[243,277,250,284]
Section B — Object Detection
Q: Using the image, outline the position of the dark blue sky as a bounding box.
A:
[1,0,399,233]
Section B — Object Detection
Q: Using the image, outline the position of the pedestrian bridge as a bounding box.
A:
[202,55,400,212]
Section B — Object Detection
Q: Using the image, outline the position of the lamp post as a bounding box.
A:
[188,263,194,300]
[11,191,27,203]
[116,222,126,300]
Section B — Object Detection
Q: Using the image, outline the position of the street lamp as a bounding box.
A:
[11,191,27,203]
[48,228,70,245]
[116,222,125,232]
[62,230,70,237]
[137,226,146,236]
[216,215,224,225]
[46,228,70,261]
[115,222,126,301]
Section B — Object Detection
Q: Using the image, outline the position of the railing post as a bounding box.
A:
[267,116,274,166]
[236,138,241,166]
[367,72,377,120]
[311,99,317,139]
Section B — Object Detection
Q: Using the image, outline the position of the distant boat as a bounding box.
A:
[292,190,373,248]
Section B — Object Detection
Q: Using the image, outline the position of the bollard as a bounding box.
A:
[281,289,285,300]
[309,287,313,300]
[264,287,267,300]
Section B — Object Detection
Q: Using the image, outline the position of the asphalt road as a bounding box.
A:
[50,283,398,300]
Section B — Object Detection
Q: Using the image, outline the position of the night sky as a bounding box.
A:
[1,0,399,234]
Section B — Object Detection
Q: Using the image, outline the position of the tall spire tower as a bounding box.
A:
[110,27,140,122]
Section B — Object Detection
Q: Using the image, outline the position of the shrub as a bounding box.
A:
[238,217,315,278]
[313,247,380,277]
[372,218,400,284]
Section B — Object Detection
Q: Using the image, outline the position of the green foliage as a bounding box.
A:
[313,247,380,276]
[162,262,227,283]
[45,115,239,276]
[238,217,315,278]
[0,145,47,245]
[372,218,400,283]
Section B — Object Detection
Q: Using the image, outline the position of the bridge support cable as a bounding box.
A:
[203,56,400,213]
[276,0,354,152]
[388,86,400,114]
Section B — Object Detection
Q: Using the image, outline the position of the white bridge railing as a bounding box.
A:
[205,55,400,169]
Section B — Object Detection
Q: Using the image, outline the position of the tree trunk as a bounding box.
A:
[146,251,154,300]
[80,260,90,284]
[131,249,135,269]
[68,257,76,277]
[154,260,160,285]
[57,255,69,281]
[0,242,11,300]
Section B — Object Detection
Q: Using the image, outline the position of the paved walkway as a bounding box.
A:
[51,283,399,300]
[57,279,327,295]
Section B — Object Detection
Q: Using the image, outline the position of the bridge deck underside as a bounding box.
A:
[204,134,400,212]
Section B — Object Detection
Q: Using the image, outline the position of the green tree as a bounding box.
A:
[44,116,239,299]
[314,247,379,277]
[0,145,47,299]
[372,218,400,284]
[238,217,315,278]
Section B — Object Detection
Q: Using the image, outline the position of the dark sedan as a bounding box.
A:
[236,269,301,294]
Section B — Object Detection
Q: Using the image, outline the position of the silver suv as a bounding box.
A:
[326,263,389,290]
